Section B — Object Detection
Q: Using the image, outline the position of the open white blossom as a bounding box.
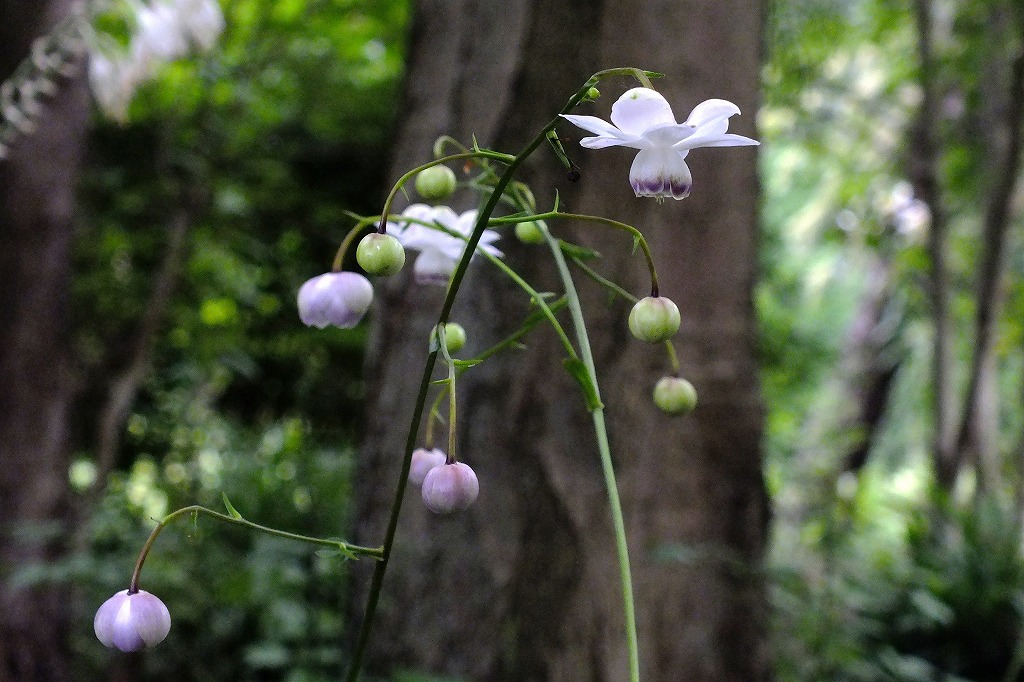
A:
[87,0,225,120]
[392,204,502,286]
[561,87,759,200]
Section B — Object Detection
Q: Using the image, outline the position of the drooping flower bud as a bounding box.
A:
[297,272,373,329]
[653,376,698,415]
[422,462,479,514]
[409,447,447,487]
[585,86,601,101]
[94,589,171,652]
[356,233,406,276]
[430,322,467,353]
[628,296,680,343]
[414,165,458,201]
[514,220,547,245]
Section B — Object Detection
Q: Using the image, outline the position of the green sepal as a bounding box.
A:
[563,358,603,411]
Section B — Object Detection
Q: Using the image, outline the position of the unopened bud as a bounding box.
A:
[628,296,680,343]
[94,589,171,652]
[431,322,467,353]
[653,376,697,415]
[585,86,600,101]
[414,165,458,201]
[514,220,547,245]
[356,233,406,276]
[409,448,447,487]
[422,462,479,514]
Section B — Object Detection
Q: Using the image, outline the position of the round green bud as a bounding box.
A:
[514,220,547,245]
[653,376,697,416]
[414,165,457,201]
[585,86,601,101]
[431,322,467,353]
[356,233,406,276]
[628,296,680,343]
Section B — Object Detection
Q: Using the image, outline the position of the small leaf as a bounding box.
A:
[559,240,601,260]
[563,358,603,410]
[632,236,640,255]
[453,358,482,369]
[222,492,243,520]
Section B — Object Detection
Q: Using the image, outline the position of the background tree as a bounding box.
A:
[352,1,768,679]
[0,1,89,678]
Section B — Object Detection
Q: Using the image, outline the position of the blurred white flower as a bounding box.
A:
[393,204,502,286]
[88,51,140,121]
[87,0,224,120]
[178,0,226,51]
[562,87,759,200]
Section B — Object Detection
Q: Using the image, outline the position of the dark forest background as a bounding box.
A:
[2,0,1024,680]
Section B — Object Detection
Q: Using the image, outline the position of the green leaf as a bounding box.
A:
[559,240,601,261]
[563,358,602,410]
[453,358,482,369]
[222,492,243,520]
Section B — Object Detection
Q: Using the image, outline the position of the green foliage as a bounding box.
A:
[67,0,412,678]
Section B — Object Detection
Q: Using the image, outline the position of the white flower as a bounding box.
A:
[94,589,171,652]
[135,3,189,63]
[88,51,141,121]
[177,0,226,51]
[297,272,374,328]
[392,204,502,286]
[561,87,759,200]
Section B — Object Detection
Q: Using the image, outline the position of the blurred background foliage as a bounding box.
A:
[44,0,1024,678]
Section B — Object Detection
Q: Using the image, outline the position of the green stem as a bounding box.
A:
[541,224,641,682]
[346,67,653,681]
[490,210,660,296]
[437,326,459,464]
[128,505,382,593]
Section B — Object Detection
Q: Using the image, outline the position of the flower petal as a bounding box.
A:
[611,88,677,136]
[684,98,741,128]
[629,149,692,200]
[131,591,172,646]
[674,131,759,151]
[641,122,697,148]
[560,114,626,139]
[414,249,457,286]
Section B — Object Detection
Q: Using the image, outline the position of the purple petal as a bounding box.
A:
[629,149,693,200]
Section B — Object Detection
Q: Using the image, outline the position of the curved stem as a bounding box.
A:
[331,219,375,272]
[540,223,641,682]
[128,505,383,593]
[346,67,653,681]
[490,210,660,297]
[378,151,515,233]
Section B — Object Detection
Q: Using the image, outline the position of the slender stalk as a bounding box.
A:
[490,210,660,296]
[128,505,382,593]
[541,223,641,682]
[346,67,655,681]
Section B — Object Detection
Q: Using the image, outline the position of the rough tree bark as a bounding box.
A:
[0,1,89,679]
[353,1,768,680]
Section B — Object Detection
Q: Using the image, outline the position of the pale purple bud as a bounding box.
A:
[297,272,373,329]
[422,462,479,514]
[409,447,447,487]
[94,589,171,652]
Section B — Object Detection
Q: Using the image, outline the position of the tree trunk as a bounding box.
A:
[353,1,768,680]
[0,1,88,678]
